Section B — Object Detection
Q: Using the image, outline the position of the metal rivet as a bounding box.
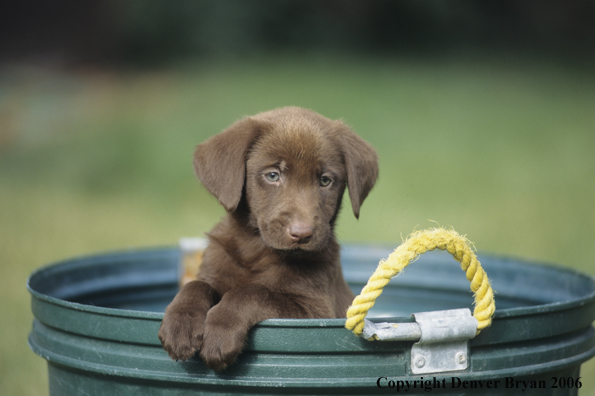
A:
[456,352,467,364]
[414,356,426,368]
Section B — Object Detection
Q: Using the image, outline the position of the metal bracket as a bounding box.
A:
[362,308,478,374]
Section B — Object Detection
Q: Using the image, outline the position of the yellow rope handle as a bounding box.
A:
[345,228,495,338]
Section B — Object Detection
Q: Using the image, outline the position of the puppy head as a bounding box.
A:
[193,107,378,251]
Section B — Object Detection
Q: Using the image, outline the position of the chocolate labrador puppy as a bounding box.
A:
[158,107,378,371]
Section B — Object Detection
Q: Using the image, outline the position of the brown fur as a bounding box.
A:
[158,107,378,371]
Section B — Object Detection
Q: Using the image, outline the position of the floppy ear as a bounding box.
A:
[336,122,379,219]
[193,117,261,212]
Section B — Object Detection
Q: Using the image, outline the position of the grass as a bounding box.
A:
[1,54,594,395]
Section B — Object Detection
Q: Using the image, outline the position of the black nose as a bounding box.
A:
[288,223,313,243]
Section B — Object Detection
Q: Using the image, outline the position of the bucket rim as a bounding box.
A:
[26,246,595,327]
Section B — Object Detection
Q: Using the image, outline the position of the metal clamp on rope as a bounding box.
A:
[363,308,478,374]
[345,228,495,374]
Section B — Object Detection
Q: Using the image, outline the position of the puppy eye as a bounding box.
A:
[265,172,280,182]
[320,176,332,187]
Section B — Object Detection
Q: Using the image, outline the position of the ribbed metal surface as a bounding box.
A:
[28,245,595,395]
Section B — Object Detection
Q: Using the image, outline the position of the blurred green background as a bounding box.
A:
[1,1,595,395]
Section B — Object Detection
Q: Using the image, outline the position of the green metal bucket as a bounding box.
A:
[28,245,595,395]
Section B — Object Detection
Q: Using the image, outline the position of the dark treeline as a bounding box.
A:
[1,0,594,65]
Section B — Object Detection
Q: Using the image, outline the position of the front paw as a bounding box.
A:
[200,302,249,371]
[199,324,246,371]
[158,308,205,361]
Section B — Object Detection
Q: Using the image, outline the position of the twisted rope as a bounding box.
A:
[345,228,495,338]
